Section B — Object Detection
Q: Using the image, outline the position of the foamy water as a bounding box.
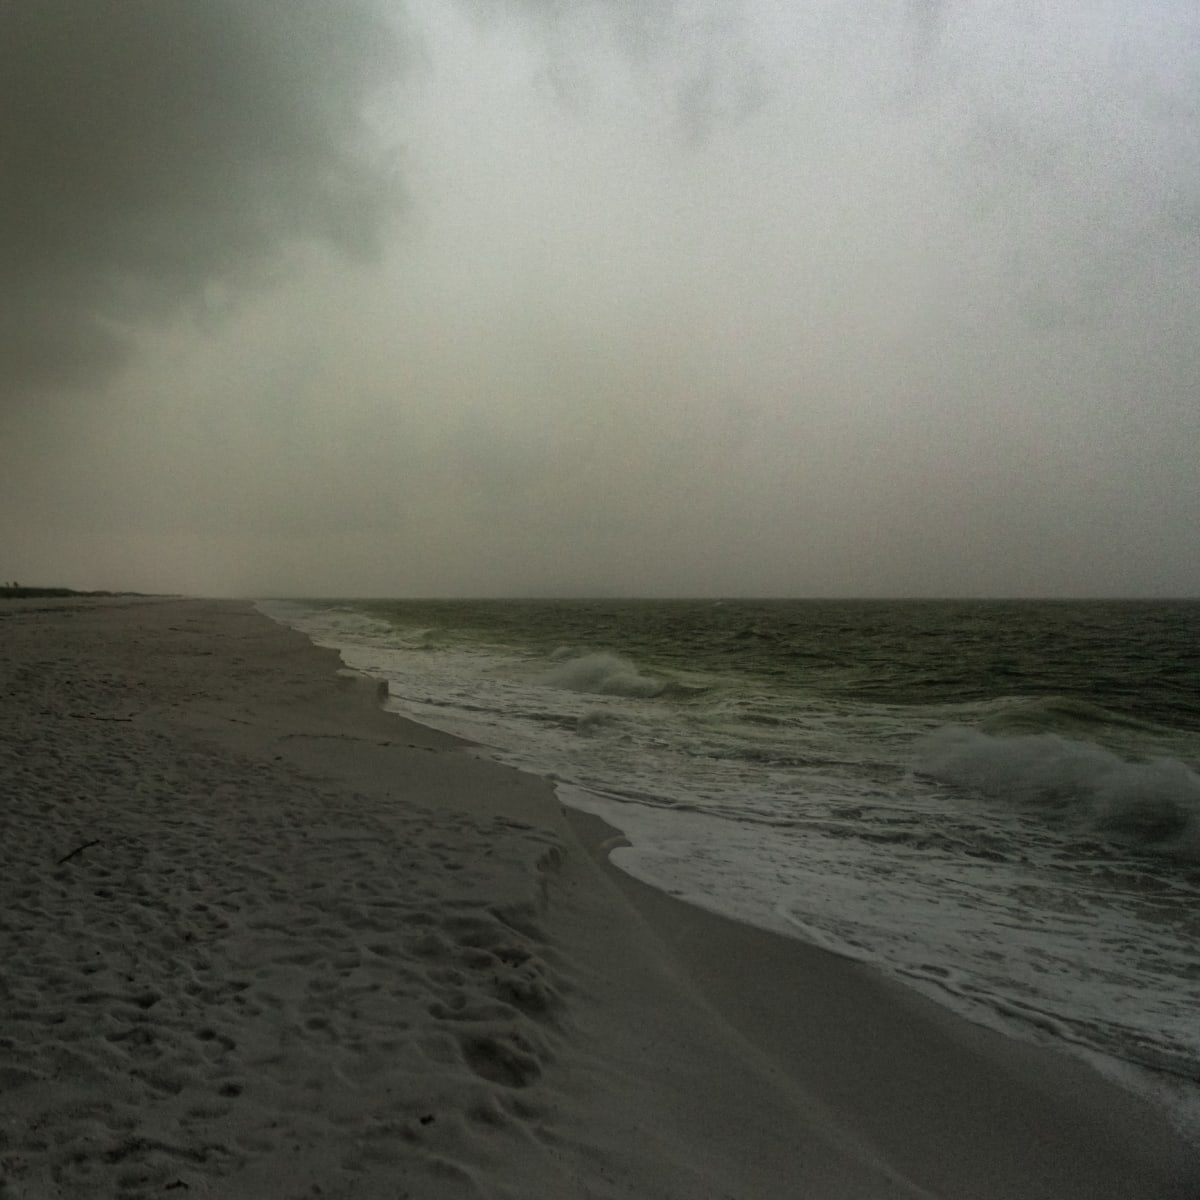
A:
[259,597,1200,1140]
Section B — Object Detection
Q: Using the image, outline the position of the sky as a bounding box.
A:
[2,0,1198,598]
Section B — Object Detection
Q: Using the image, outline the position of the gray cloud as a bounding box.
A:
[906,0,947,66]
[0,0,404,398]
[466,0,766,145]
[903,4,1200,331]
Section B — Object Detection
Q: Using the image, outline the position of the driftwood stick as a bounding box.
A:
[57,839,102,865]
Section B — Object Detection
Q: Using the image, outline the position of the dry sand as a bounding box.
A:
[0,597,1195,1199]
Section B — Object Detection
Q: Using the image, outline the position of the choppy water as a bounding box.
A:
[260,597,1200,1137]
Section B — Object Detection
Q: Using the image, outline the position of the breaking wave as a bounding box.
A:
[541,652,665,698]
[915,727,1200,858]
[981,695,1167,737]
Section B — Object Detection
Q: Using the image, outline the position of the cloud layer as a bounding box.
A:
[4,1,1199,597]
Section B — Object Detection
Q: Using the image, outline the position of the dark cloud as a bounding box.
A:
[0,0,405,399]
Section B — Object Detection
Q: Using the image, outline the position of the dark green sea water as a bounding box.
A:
[352,596,1200,724]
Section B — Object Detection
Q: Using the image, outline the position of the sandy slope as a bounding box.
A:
[0,598,1194,1199]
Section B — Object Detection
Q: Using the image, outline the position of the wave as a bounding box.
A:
[408,626,450,649]
[576,709,624,734]
[540,652,666,698]
[915,726,1200,859]
[981,695,1167,737]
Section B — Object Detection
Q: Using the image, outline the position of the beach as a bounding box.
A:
[0,598,1195,1199]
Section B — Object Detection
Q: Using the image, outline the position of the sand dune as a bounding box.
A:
[0,598,1194,1198]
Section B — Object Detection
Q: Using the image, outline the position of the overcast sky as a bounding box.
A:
[3,0,1198,597]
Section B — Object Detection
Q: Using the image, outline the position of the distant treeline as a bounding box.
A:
[0,586,126,599]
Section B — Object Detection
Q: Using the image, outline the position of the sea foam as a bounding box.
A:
[541,652,664,698]
[915,726,1200,857]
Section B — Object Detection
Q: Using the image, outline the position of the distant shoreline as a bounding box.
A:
[0,586,154,600]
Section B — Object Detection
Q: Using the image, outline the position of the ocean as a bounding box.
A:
[260,597,1200,1138]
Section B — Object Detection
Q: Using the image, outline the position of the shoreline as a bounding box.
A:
[563,807,1199,1197]
[558,798,1200,1146]
[1,596,1195,1197]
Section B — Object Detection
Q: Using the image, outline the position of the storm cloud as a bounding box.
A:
[0,0,403,395]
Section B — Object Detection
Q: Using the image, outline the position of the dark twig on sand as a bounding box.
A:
[57,839,102,865]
